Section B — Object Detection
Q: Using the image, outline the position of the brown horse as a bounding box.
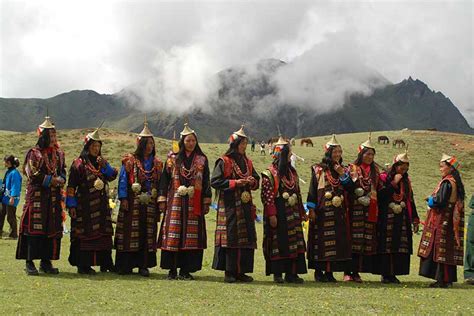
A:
[300,138,314,147]
[392,139,406,148]
[378,135,390,144]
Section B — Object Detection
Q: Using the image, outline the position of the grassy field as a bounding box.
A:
[0,128,473,314]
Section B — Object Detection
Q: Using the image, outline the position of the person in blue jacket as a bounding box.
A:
[1,155,22,239]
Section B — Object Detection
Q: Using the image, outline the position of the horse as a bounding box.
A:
[392,139,406,148]
[300,138,314,147]
[378,135,390,144]
[290,138,296,146]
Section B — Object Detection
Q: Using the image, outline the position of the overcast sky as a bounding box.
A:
[1,0,472,124]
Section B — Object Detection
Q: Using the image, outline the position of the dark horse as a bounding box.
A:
[300,138,314,147]
[378,135,390,144]
[392,139,406,148]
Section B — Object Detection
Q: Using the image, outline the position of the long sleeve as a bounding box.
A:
[158,162,172,202]
[428,180,452,209]
[10,171,22,197]
[250,167,260,191]
[306,168,318,210]
[118,165,129,200]
[24,149,51,187]
[410,190,419,223]
[101,162,118,182]
[211,159,235,191]
[202,158,212,200]
[66,162,80,208]
[261,175,277,217]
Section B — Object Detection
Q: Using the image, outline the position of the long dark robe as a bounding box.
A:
[211,154,259,274]
[16,146,66,261]
[373,173,419,276]
[115,154,163,271]
[261,165,307,276]
[306,164,352,273]
[418,176,463,283]
[347,163,381,273]
[157,151,211,273]
[67,156,117,269]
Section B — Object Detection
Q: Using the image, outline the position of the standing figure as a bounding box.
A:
[373,150,419,284]
[1,155,22,239]
[307,135,352,282]
[211,126,260,283]
[16,115,66,275]
[344,134,381,282]
[465,194,474,285]
[66,127,118,274]
[158,122,212,280]
[261,135,307,283]
[418,154,465,288]
[115,118,163,277]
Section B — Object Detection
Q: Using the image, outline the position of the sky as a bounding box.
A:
[0,0,472,125]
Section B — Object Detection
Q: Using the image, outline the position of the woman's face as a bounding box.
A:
[237,138,248,155]
[362,149,375,165]
[4,160,11,168]
[184,134,197,152]
[144,137,155,156]
[88,141,102,157]
[439,162,451,177]
[395,162,409,175]
[48,129,57,147]
[331,146,343,163]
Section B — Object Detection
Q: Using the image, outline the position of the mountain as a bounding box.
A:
[0,60,472,142]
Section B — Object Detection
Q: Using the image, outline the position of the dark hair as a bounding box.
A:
[225,136,247,156]
[134,137,156,161]
[354,147,378,183]
[80,139,102,163]
[4,155,20,168]
[320,146,343,171]
[445,162,465,201]
[176,133,206,165]
[36,128,52,149]
[273,144,292,177]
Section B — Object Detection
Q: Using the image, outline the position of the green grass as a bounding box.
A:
[0,129,473,314]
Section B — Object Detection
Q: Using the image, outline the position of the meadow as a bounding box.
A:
[0,128,473,314]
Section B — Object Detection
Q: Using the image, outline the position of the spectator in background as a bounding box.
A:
[1,155,22,239]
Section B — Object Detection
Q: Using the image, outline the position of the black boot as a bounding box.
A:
[273,273,284,283]
[224,272,237,283]
[314,270,327,282]
[25,260,39,276]
[40,260,59,274]
[78,266,96,275]
[179,269,194,280]
[325,272,337,283]
[285,273,304,284]
[139,268,150,277]
[236,273,253,283]
[167,269,177,280]
[381,275,392,284]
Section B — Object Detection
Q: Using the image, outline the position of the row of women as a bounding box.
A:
[15,115,468,288]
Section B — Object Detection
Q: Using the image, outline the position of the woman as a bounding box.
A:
[66,127,118,274]
[211,126,260,283]
[157,122,212,280]
[373,150,419,283]
[115,118,163,276]
[261,135,307,283]
[344,134,381,282]
[16,115,66,275]
[307,135,352,282]
[1,155,22,239]
[418,154,465,288]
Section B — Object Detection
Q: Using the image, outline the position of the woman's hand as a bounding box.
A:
[269,215,277,228]
[69,208,77,219]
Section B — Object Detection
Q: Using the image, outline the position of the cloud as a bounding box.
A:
[0,0,472,125]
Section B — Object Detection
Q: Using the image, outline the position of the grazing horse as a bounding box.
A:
[300,138,314,147]
[427,128,438,131]
[392,139,406,148]
[378,135,390,144]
